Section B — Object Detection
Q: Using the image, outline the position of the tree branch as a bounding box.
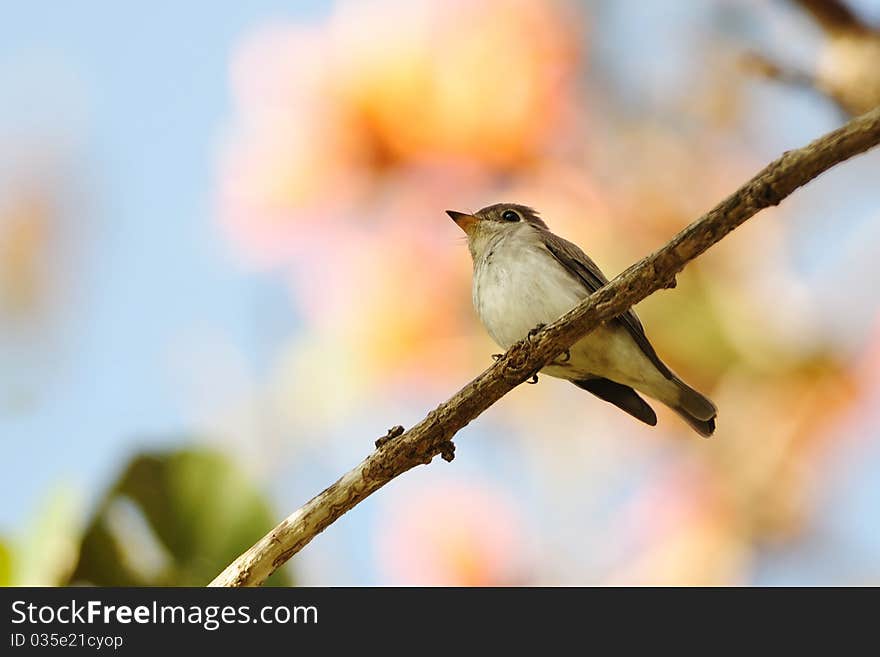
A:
[740,51,818,91]
[209,106,880,587]
[745,1,880,117]
[792,0,869,36]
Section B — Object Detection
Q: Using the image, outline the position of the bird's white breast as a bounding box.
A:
[472,233,586,349]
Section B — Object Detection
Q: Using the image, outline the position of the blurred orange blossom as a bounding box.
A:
[217,0,582,267]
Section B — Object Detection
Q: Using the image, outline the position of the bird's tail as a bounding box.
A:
[669,376,717,438]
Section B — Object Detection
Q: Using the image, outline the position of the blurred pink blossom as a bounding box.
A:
[216,0,582,267]
[376,478,529,585]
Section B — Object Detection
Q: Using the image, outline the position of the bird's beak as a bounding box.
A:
[446,210,478,234]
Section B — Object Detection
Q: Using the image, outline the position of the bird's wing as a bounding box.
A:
[540,230,673,380]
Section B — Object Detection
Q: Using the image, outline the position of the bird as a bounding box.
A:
[447,203,717,437]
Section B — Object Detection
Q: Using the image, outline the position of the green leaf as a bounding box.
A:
[69,448,292,586]
[0,539,11,586]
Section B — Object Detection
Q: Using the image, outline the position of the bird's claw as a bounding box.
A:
[527,323,546,341]
[527,374,539,384]
[491,353,503,361]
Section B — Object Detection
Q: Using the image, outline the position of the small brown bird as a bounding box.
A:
[448,203,717,437]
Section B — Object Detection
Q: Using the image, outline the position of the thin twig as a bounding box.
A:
[209,107,880,587]
[739,51,818,90]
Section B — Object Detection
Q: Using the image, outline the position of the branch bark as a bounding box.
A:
[210,106,880,587]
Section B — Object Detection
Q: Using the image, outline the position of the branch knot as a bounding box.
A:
[375,424,404,449]
[438,441,456,462]
[755,179,784,207]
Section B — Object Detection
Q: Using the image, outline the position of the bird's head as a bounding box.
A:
[447,203,548,259]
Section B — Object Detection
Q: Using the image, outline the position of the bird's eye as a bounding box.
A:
[501,210,520,222]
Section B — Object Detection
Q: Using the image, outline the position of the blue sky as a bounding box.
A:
[0,1,327,530]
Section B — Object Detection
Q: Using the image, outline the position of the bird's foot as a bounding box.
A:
[527,374,539,384]
[491,353,504,361]
[527,323,546,341]
[375,424,404,449]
